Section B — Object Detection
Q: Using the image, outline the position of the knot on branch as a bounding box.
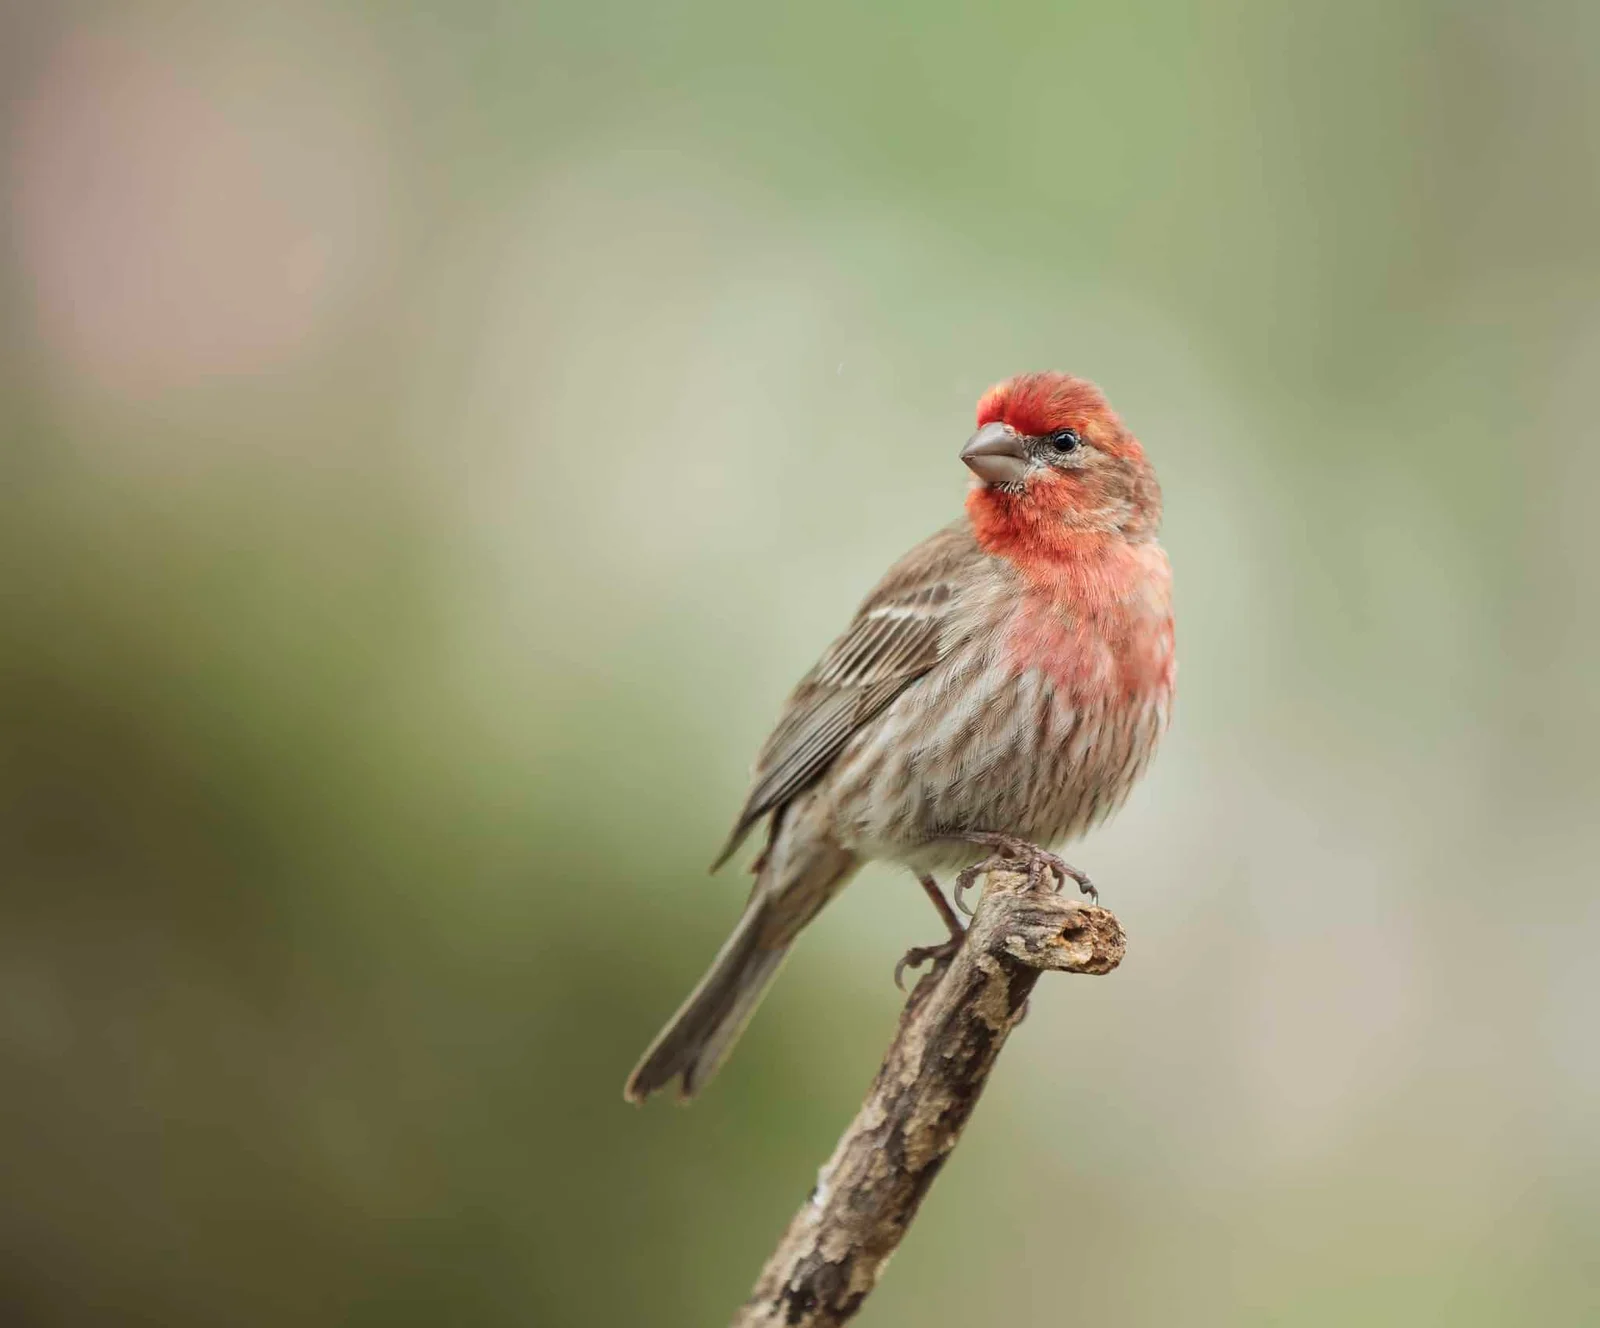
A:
[973,869,1126,977]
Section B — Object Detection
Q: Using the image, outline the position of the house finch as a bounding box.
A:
[625,372,1174,1102]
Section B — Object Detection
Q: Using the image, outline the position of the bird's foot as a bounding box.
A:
[894,935,963,992]
[951,833,1097,905]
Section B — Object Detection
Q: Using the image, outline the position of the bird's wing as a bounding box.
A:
[712,521,983,869]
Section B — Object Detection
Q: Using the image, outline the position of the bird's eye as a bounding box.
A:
[1047,429,1081,452]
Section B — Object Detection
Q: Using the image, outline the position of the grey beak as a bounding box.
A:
[961,422,1030,485]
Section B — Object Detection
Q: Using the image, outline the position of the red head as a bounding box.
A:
[962,372,1161,558]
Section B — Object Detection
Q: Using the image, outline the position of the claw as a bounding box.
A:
[948,833,1098,904]
[894,938,961,991]
[953,862,989,916]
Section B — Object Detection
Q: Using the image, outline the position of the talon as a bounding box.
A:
[947,832,1098,903]
[894,938,961,991]
[953,864,986,916]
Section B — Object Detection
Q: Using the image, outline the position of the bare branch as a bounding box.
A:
[732,869,1126,1327]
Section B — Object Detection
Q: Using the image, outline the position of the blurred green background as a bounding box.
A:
[3,1,1599,1324]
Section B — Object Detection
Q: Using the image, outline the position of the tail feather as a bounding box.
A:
[624,898,790,1102]
[625,831,857,1103]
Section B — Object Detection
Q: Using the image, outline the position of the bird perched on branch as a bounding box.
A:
[626,372,1174,1102]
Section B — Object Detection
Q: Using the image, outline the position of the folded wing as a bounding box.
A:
[712,522,982,869]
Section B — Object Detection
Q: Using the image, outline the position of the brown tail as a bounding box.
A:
[624,837,856,1102]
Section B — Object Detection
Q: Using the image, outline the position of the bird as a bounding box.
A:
[625,371,1174,1103]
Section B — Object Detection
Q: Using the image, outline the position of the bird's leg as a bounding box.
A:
[896,874,965,991]
[948,832,1098,904]
[915,872,965,940]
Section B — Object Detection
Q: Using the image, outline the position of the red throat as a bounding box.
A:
[965,478,1109,568]
[966,485,1175,703]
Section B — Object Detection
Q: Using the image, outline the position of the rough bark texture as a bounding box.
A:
[731,869,1126,1328]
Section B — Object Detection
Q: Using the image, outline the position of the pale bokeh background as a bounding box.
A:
[3,3,1599,1324]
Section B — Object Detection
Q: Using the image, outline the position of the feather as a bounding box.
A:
[710,522,984,870]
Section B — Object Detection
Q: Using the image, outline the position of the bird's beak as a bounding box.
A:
[961,422,1030,486]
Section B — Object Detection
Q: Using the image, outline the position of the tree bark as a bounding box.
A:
[731,868,1126,1327]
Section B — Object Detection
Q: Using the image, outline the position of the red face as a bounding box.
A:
[962,373,1159,548]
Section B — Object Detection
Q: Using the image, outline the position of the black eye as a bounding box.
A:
[1047,429,1081,452]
